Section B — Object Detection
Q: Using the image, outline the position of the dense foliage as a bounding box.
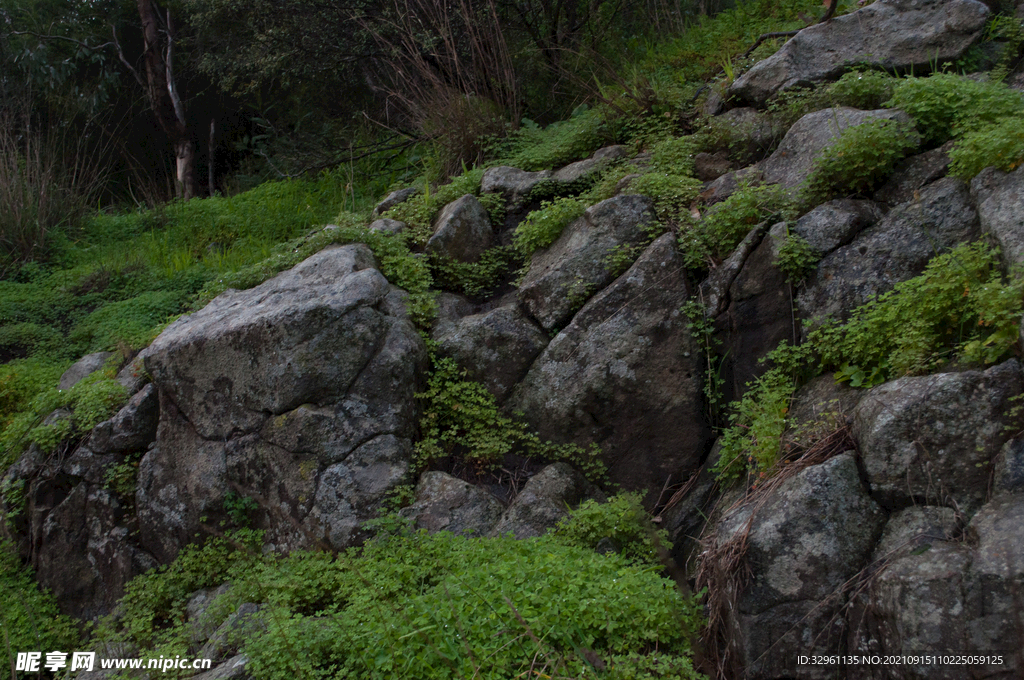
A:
[95,502,704,680]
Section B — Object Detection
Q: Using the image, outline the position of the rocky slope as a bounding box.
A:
[6,0,1024,678]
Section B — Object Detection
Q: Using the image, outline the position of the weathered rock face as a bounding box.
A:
[698,223,768,318]
[964,493,1024,674]
[694,151,734,182]
[138,244,427,562]
[33,484,157,621]
[851,540,972,680]
[59,351,113,391]
[373,187,418,216]
[89,383,159,454]
[431,303,549,403]
[426,194,494,263]
[489,463,597,539]
[401,471,505,537]
[970,164,1024,269]
[874,142,953,206]
[368,217,406,236]
[508,233,710,501]
[481,166,552,204]
[852,360,1024,513]
[993,436,1024,494]
[706,107,784,164]
[798,177,979,326]
[790,199,884,255]
[715,223,791,401]
[551,145,628,184]
[760,108,916,190]
[0,395,162,620]
[517,194,656,332]
[715,453,886,680]
[729,0,989,105]
[848,495,1024,679]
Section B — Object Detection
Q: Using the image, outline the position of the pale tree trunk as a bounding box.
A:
[175,139,196,200]
[136,0,196,199]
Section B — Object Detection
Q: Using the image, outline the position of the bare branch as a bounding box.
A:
[110,25,145,87]
[164,8,186,127]
[10,30,115,53]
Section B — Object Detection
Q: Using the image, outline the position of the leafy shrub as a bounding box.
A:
[499,106,615,171]
[680,182,792,269]
[67,370,127,431]
[827,69,896,110]
[802,118,920,204]
[414,355,604,479]
[513,196,587,256]
[810,242,1024,386]
[949,117,1024,179]
[712,365,797,485]
[101,517,704,680]
[430,245,521,298]
[0,322,64,360]
[885,72,1024,145]
[106,530,263,649]
[765,85,834,130]
[649,135,702,177]
[713,243,1024,484]
[68,290,189,351]
[555,493,671,566]
[0,539,80,659]
[641,0,823,84]
[629,173,703,224]
[773,231,819,282]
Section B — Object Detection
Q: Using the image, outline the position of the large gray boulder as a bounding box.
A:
[517,194,656,331]
[431,303,549,403]
[490,463,595,539]
[373,187,418,216]
[798,177,979,326]
[551,145,628,184]
[89,383,159,454]
[706,107,785,164]
[874,141,953,206]
[426,194,494,263]
[970,164,1024,269]
[993,436,1024,494]
[59,351,113,391]
[759,108,916,190]
[508,234,710,500]
[790,199,884,255]
[401,471,505,537]
[853,360,1024,513]
[964,493,1024,672]
[138,245,427,562]
[714,222,792,402]
[481,166,552,205]
[850,539,971,679]
[729,0,989,105]
[714,453,885,679]
[34,483,157,621]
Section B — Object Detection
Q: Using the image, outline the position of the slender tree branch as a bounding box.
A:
[164,8,187,128]
[10,29,114,52]
[111,25,145,87]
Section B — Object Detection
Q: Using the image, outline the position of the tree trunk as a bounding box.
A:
[175,139,196,200]
[137,0,196,200]
[208,118,215,197]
